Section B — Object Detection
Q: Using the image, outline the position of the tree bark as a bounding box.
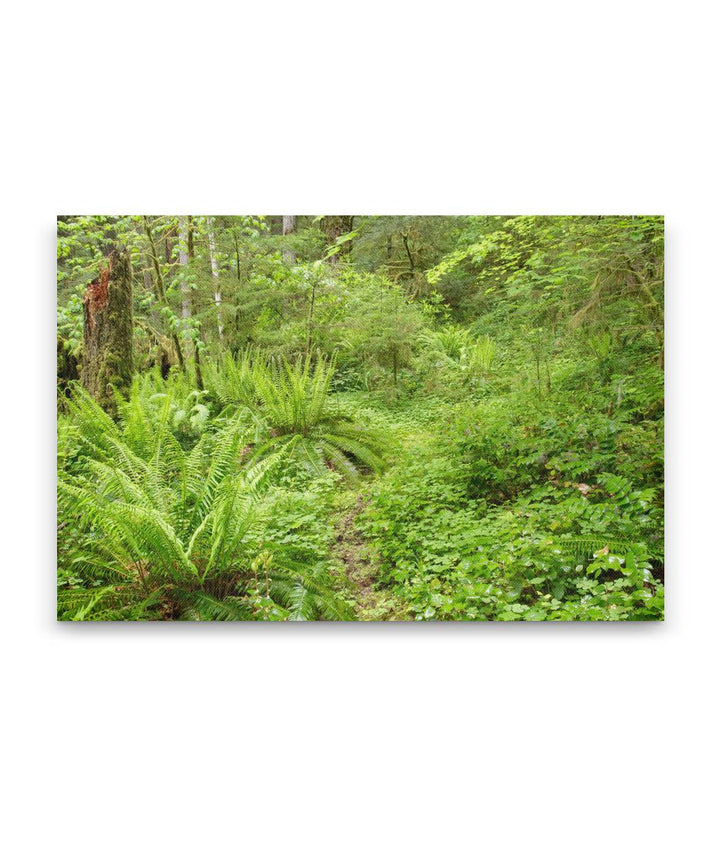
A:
[282,215,297,262]
[187,217,204,389]
[80,247,133,414]
[233,232,242,282]
[207,216,223,342]
[178,216,191,320]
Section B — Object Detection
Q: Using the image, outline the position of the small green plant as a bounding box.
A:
[421,326,469,360]
[462,334,496,378]
[586,330,616,381]
[249,354,387,482]
[204,349,260,410]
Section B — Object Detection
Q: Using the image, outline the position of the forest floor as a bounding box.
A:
[329,397,433,621]
[331,486,409,621]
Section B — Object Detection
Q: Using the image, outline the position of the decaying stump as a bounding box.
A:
[80,247,133,414]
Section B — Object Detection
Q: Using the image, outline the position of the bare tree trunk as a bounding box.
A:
[207,216,223,342]
[233,232,242,282]
[401,233,415,273]
[187,217,204,390]
[80,247,133,415]
[178,216,191,320]
[282,215,297,262]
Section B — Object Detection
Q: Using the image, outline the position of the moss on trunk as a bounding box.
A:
[80,247,133,414]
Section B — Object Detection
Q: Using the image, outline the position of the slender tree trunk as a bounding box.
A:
[401,233,415,273]
[207,216,223,342]
[143,218,164,301]
[185,217,204,389]
[282,215,297,262]
[142,216,184,369]
[233,232,242,282]
[81,247,133,415]
[178,216,191,320]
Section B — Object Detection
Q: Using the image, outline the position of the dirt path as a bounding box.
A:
[332,491,408,621]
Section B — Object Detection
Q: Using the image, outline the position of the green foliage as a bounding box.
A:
[249,354,387,482]
[57,214,664,621]
[463,334,496,379]
[58,386,351,621]
[421,325,469,360]
[358,429,663,621]
[354,331,663,621]
[205,349,259,410]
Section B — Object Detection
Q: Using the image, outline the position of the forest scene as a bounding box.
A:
[57,215,664,621]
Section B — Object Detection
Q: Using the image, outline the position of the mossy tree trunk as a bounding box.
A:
[80,247,133,414]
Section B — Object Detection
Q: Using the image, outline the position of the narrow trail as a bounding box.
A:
[332,491,408,621]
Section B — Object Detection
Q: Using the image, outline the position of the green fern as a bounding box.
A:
[58,399,349,621]
[462,335,497,378]
[204,348,261,410]
[248,353,387,482]
[558,536,651,564]
[421,326,470,360]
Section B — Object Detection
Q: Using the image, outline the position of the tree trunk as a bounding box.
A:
[282,215,297,262]
[142,216,185,369]
[207,217,223,342]
[80,247,133,414]
[322,215,354,263]
[178,216,191,320]
[233,232,242,282]
[187,217,204,390]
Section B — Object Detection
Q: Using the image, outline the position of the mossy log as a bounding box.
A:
[80,247,133,414]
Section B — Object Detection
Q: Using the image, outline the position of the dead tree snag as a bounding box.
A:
[80,247,133,414]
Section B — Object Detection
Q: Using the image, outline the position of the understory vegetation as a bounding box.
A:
[57,214,664,620]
